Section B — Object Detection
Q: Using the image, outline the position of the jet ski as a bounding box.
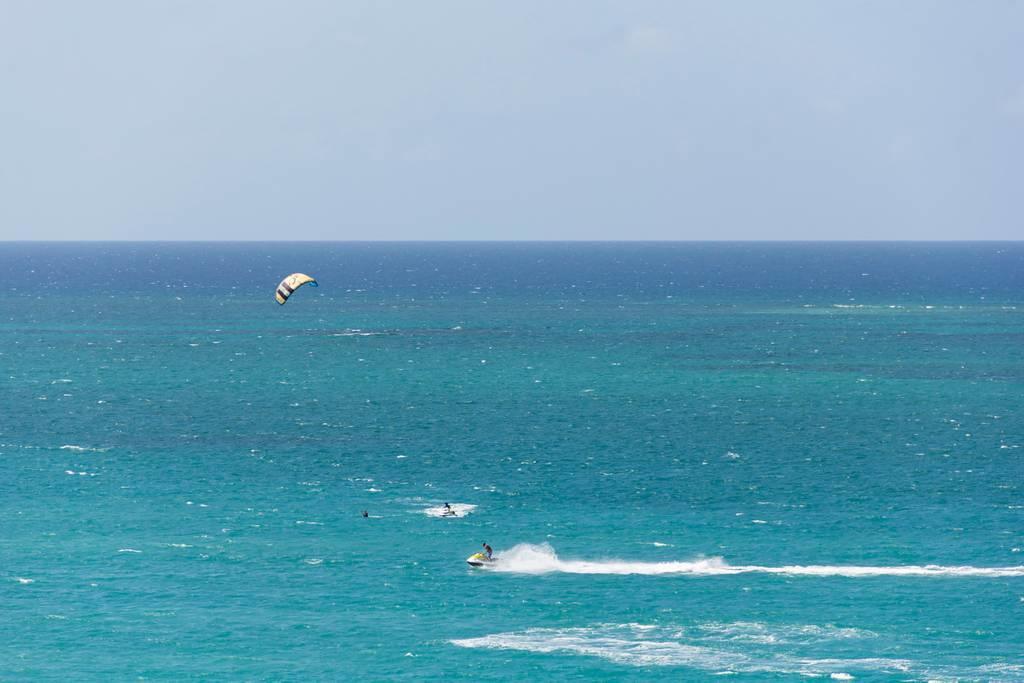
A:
[466,552,495,567]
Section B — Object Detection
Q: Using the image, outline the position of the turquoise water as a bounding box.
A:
[2,242,1023,680]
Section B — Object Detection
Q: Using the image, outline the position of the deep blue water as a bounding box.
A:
[2,242,1023,680]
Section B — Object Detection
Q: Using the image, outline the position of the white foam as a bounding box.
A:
[14,577,34,584]
[118,548,142,553]
[423,503,477,518]
[451,623,916,675]
[698,621,875,645]
[452,627,742,668]
[59,444,108,452]
[977,663,1024,677]
[489,544,1024,577]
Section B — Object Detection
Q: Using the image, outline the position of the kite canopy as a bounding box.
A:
[275,273,317,305]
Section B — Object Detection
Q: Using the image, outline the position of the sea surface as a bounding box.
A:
[2,242,1023,681]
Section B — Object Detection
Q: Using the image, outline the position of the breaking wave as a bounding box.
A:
[489,544,1024,577]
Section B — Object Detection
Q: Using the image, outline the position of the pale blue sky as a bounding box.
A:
[1,1,1021,240]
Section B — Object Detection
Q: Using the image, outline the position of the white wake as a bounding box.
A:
[489,544,1024,578]
[423,503,477,518]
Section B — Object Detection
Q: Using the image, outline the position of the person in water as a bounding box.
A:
[482,542,492,559]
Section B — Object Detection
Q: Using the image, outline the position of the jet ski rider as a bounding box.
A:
[482,542,493,559]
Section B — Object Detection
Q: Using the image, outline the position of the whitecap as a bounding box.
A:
[118,548,142,553]
[14,577,34,584]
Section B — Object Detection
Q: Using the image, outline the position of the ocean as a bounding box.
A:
[2,242,1023,680]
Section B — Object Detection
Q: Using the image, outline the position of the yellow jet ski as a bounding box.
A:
[466,552,495,567]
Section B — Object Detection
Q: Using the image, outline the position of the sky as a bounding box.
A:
[1,1,1022,240]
